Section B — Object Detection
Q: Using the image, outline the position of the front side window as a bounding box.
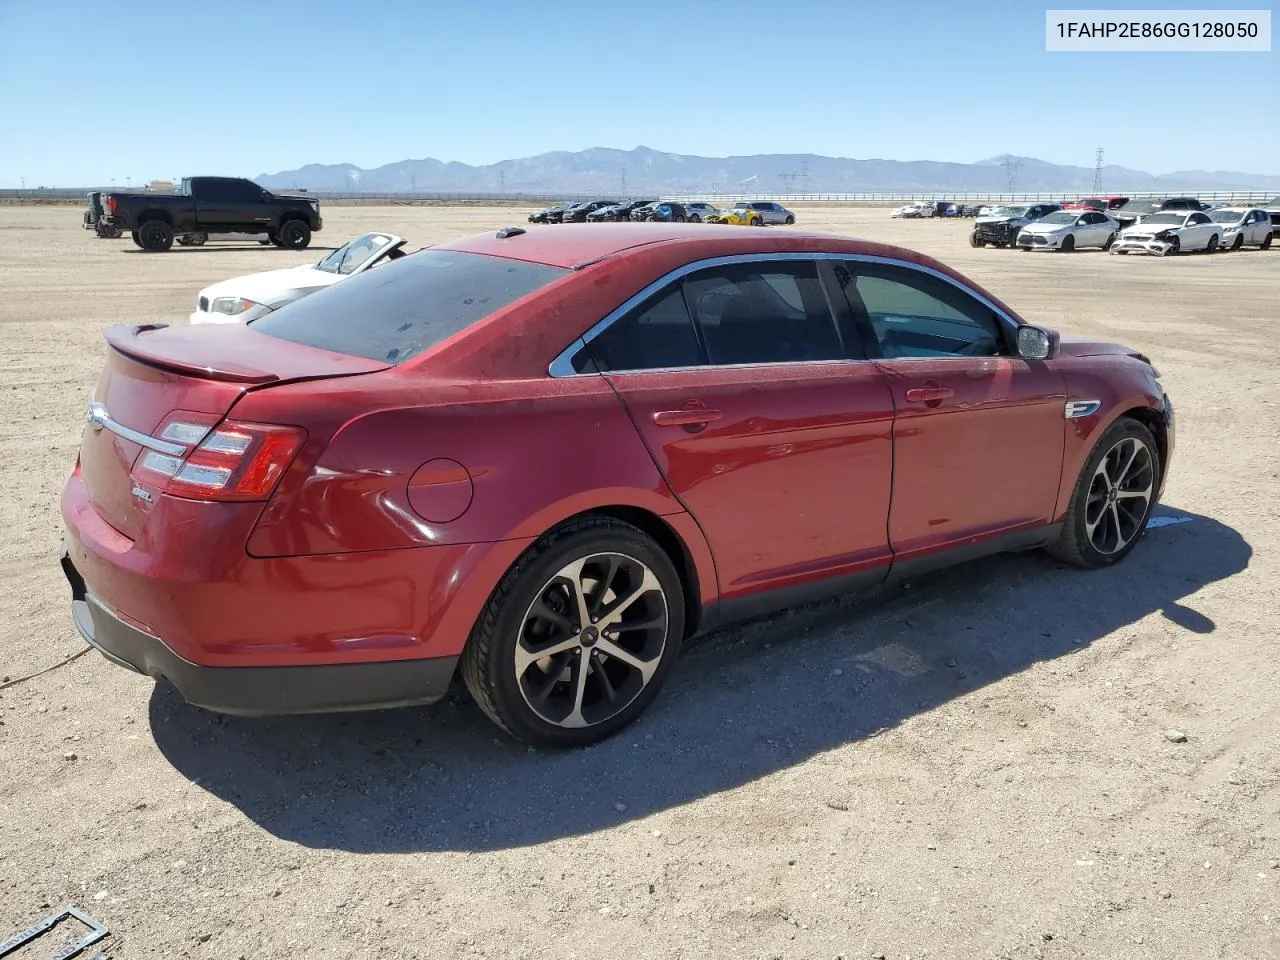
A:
[839,262,1006,359]
[1189,212,1211,225]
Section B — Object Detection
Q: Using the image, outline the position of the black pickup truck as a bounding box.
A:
[102,176,322,252]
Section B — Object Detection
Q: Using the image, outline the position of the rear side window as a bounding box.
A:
[251,249,568,363]
[585,288,703,372]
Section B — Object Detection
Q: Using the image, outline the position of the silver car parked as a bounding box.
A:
[737,201,796,225]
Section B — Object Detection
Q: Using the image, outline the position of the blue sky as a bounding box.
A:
[0,0,1275,186]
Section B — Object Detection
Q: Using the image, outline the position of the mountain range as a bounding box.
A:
[256,147,1280,196]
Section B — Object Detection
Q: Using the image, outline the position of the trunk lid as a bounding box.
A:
[79,323,389,539]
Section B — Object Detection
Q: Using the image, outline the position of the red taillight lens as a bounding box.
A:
[106,194,117,215]
[133,416,305,502]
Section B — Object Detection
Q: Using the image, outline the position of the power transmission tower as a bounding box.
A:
[779,171,797,192]
[620,165,626,195]
[1092,147,1104,195]
[1000,157,1020,193]
[499,170,505,193]
[798,158,810,194]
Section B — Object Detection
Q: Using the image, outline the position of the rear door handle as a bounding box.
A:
[904,385,954,404]
[652,408,722,427]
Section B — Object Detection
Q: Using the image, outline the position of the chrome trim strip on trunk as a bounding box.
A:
[86,402,187,456]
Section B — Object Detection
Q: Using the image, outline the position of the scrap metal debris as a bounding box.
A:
[0,904,108,959]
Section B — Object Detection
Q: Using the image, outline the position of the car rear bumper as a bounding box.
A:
[60,542,458,715]
[60,465,522,670]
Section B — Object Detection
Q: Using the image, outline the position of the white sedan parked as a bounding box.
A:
[1109,210,1223,256]
[890,202,933,219]
[1207,207,1274,251]
[189,232,407,324]
[1015,209,1120,251]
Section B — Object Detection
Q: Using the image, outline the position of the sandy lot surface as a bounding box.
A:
[1,204,1278,959]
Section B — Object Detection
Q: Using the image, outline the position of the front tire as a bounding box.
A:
[969,232,985,248]
[277,219,312,250]
[461,517,686,747]
[1060,234,1075,253]
[137,220,174,252]
[1103,232,1116,250]
[1048,417,1160,569]
[1205,234,1219,253]
[784,215,795,225]
[1231,234,1244,251]
[1262,232,1273,250]
[689,214,701,223]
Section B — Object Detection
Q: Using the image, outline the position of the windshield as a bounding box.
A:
[316,233,396,275]
[1126,202,1162,214]
[1140,213,1184,226]
[251,250,569,364]
[1209,209,1245,224]
[987,206,1028,217]
[1037,212,1078,225]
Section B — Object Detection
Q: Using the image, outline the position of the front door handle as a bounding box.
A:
[904,383,954,404]
[652,408,722,427]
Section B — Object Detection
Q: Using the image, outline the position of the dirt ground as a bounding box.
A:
[1,204,1278,959]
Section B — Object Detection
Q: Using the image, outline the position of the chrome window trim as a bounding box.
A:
[546,252,1023,378]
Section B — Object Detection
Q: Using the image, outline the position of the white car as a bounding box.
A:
[189,232,408,324]
[1109,210,1223,256]
[890,201,933,219]
[1207,207,1274,251]
[1016,209,1120,252]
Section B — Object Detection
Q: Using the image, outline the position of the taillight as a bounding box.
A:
[106,194,117,215]
[133,415,305,502]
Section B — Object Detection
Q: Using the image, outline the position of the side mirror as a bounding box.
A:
[1016,324,1060,360]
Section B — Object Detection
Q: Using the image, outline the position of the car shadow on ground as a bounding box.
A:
[150,507,1249,853]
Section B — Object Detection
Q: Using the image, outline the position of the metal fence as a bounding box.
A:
[2,187,1275,204]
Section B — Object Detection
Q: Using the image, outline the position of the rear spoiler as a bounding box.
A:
[105,324,280,384]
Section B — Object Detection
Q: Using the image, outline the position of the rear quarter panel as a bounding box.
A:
[232,372,718,601]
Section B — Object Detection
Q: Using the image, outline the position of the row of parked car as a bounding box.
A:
[528,199,798,226]
[967,195,1279,255]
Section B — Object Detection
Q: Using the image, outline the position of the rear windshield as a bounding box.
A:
[250,249,568,363]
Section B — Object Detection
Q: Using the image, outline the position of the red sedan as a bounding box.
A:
[60,224,1174,747]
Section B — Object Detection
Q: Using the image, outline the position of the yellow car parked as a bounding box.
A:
[704,205,764,226]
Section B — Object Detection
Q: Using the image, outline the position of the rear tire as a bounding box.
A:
[460,517,686,748]
[1048,417,1160,569]
[277,220,311,250]
[130,230,143,248]
[750,215,763,226]
[689,214,701,223]
[137,220,174,252]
